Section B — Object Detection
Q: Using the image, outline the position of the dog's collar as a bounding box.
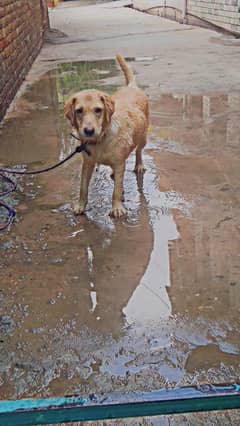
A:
[70,133,98,156]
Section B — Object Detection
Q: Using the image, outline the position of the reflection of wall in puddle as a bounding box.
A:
[152,93,240,150]
[225,95,240,148]
[151,93,240,317]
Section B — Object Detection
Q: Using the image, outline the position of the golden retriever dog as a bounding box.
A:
[64,54,149,218]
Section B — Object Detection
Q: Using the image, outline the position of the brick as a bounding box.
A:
[0,0,49,120]
[188,0,240,33]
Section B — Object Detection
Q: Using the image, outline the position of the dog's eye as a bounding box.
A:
[76,107,83,114]
[94,107,102,114]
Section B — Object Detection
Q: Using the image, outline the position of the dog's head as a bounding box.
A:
[64,90,115,142]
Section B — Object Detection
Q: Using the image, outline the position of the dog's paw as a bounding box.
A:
[134,164,145,175]
[73,201,86,216]
[110,203,127,218]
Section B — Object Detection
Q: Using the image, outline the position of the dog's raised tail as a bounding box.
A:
[116,54,137,88]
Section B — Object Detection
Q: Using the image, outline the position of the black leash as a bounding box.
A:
[0,135,91,232]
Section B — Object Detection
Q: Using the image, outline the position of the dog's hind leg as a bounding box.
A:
[134,135,147,175]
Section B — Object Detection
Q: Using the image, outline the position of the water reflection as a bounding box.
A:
[0,61,240,399]
[123,168,182,323]
[150,93,240,319]
[124,219,174,322]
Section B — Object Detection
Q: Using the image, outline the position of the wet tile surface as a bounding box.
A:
[0,59,240,399]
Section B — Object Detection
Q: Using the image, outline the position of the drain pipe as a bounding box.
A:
[182,0,188,23]
[163,0,166,18]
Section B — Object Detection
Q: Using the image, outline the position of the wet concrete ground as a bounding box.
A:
[1,1,240,424]
[28,0,240,96]
[1,58,240,406]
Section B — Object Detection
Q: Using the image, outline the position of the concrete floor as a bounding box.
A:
[41,7,240,426]
[2,1,240,424]
[25,0,240,97]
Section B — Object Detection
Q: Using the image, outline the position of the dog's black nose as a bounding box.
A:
[84,127,95,137]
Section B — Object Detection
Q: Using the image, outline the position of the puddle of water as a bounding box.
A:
[0,59,240,400]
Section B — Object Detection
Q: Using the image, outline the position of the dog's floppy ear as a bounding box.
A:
[64,96,76,126]
[100,94,115,128]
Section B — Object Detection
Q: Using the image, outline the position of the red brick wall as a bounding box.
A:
[0,0,49,121]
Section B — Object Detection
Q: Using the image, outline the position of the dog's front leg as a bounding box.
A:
[74,159,94,215]
[110,164,126,218]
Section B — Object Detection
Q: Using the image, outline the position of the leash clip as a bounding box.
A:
[71,133,92,157]
[75,144,91,156]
